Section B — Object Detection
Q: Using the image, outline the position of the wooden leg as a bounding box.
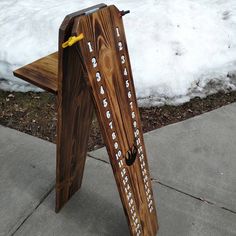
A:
[56,74,94,212]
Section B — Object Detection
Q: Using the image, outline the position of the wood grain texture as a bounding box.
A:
[12,4,158,235]
[13,52,58,94]
[56,4,106,212]
[73,5,158,236]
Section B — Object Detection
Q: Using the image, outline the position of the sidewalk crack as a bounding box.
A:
[152,178,236,215]
[10,184,54,236]
[87,153,110,165]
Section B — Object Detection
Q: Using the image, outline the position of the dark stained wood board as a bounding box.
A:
[13,52,58,94]
[73,5,158,236]
[56,3,107,212]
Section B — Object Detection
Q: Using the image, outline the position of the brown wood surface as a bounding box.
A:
[12,4,158,235]
[56,3,106,212]
[73,5,158,236]
[13,52,58,94]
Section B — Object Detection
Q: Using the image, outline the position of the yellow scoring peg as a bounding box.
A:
[62,33,84,48]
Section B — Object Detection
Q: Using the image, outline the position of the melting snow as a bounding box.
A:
[0,0,236,106]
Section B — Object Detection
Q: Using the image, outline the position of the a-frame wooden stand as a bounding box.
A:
[13,4,158,236]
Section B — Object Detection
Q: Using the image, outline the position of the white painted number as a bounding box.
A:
[103,98,108,107]
[128,91,132,98]
[112,132,116,140]
[130,101,133,109]
[132,112,135,119]
[96,72,101,82]
[109,121,113,129]
[88,42,93,52]
[92,57,97,68]
[106,110,111,119]
[121,55,125,64]
[119,160,124,168]
[124,68,128,76]
[114,142,119,149]
[116,27,120,37]
[134,129,139,138]
[136,138,141,145]
[116,150,122,160]
[100,86,105,95]
[118,41,123,51]
[121,168,126,177]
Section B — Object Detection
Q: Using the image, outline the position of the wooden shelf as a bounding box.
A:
[13,52,58,94]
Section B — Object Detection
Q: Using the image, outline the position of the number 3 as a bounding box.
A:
[121,55,125,64]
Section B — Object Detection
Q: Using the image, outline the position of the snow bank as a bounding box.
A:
[1,0,236,106]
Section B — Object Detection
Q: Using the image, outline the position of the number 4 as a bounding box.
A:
[124,68,128,76]
[103,98,108,107]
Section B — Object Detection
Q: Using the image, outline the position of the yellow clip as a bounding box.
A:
[62,33,84,48]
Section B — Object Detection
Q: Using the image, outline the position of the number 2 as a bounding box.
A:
[92,57,97,68]
[118,41,123,51]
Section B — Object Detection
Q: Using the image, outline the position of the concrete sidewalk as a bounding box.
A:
[0,103,236,236]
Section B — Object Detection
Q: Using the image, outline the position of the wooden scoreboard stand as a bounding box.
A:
[13,4,158,236]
